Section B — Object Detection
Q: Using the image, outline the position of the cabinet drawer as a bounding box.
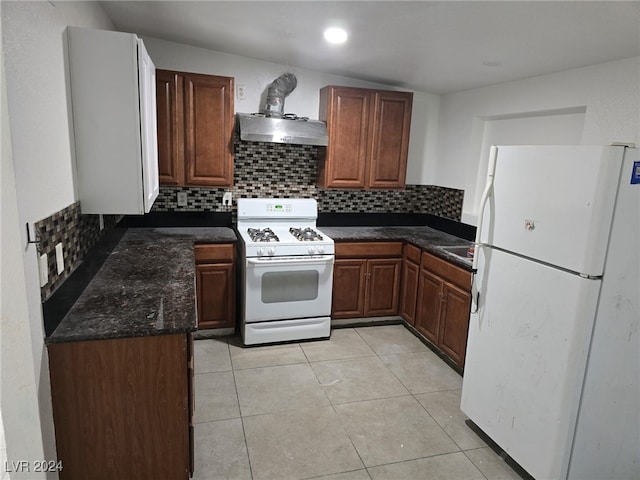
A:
[421,251,471,290]
[194,244,235,263]
[335,242,403,258]
[404,243,421,264]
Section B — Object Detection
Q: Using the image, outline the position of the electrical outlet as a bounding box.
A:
[177,191,188,207]
[236,84,246,100]
[39,253,48,287]
[222,192,233,206]
[55,242,64,274]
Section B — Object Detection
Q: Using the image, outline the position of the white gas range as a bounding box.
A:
[237,198,334,345]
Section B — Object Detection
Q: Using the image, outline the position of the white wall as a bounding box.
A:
[1,1,113,476]
[436,56,640,224]
[142,36,441,185]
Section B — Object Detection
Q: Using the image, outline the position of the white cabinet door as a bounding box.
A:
[68,27,159,215]
[137,39,159,213]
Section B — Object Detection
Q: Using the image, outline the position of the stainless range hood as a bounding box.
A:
[237,113,328,146]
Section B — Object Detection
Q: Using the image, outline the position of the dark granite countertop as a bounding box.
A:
[320,226,474,270]
[46,227,237,344]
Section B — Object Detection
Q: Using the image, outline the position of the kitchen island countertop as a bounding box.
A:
[320,226,474,270]
[46,227,237,344]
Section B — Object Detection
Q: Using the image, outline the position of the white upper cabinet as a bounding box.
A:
[67,27,159,215]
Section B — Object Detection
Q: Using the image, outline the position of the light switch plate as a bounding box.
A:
[55,242,64,274]
[39,253,48,287]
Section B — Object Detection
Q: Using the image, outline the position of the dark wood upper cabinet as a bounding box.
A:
[156,70,234,187]
[318,85,412,189]
[368,90,412,188]
[156,70,184,185]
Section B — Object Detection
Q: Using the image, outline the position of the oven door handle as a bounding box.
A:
[247,255,334,266]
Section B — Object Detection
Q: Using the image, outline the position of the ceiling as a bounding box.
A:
[100,1,640,95]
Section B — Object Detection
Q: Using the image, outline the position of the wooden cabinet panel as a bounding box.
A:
[335,241,403,258]
[319,86,369,188]
[332,243,402,319]
[184,74,234,186]
[195,243,235,263]
[196,263,235,329]
[48,334,190,480]
[156,70,234,187]
[368,91,412,188]
[332,259,366,318]
[438,283,472,367]
[412,251,473,369]
[319,85,412,189]
[415,269,443,345]
[365,258,401,316]
[400,243,421,325]
[156,70,184,185]
[195,242,235,330]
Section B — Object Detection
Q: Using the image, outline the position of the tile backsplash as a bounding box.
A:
[37,140,463,301]
[35,202,120,300]
[153,138,464,220]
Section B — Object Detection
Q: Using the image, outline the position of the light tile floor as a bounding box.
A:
[193,325,524,480]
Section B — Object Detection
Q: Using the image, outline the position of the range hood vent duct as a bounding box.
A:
[237,73,328,146]
[261,73,297,118]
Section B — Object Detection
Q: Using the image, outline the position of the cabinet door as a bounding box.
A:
[415,268,442,344]
[320,86,370,188]
[365,258,401,316]
[184,73,234,186]
[399,258,420,325]
[156,70,184,185]
[195,262,235,329]
[48,335,190,479]
[368,91,412,188]
[438,282,472,368]
[332,259,366,318]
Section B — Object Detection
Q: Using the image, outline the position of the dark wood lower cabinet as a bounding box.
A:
[332,259,367,318]
[333,241,472,369]
[414,251,472,369]
[399,243,421,325]
[365,258,401,316]
[415,268,443,344]
[48,333,192,480]
[194,243,235,329]
[332,242,402,319]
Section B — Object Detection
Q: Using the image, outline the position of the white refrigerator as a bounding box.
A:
[461,145,639,480]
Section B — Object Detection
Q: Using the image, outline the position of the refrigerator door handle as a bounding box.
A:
[470,274,480,314]
[471,145,499,312]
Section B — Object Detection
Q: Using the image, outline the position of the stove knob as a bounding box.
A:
[256,247,264,256]
[317,246,325,254]
[267,247,276,256]
[308,246,317,255]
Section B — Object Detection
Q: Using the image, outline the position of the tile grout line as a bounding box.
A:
[227,335,256,480]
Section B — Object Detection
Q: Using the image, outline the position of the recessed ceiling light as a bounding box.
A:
[324,27,348,44]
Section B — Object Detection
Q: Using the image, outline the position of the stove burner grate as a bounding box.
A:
[289,227,323,241]
[247,228,279,242]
